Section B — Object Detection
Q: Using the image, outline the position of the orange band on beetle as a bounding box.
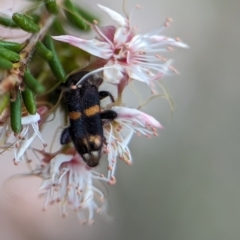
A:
[84,105,100,117]
[69,111,81,120]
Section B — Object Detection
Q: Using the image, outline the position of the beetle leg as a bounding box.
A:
[100,110,117,120]
[60,127,71,144]
[98,91,115,103]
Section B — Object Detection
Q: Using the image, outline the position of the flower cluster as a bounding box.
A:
[53,4,188,94]
[0,1,187,224]
[35,147,106,224]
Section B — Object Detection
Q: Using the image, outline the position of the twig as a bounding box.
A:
[0,12,55,95]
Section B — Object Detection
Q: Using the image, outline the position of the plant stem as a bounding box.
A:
[0,12,55,95]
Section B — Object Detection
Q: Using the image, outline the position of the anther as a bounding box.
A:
[166,17,173,22]
[88,220,95,225]
[108,176,116,185]
[126,160,132,165]
[136,131,141,136]
[80,220,87,225]
[167,46,174,51]
[62,212,67,218]
[164,22,170,28]
[168,66,178,74]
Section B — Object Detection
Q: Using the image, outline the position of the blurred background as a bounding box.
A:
[1,0,240,239]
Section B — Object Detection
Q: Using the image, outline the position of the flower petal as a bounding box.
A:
[50,153,73,180]
[104,61,124,84]
[97,4,127,27]
[127,65,151,84]
[52,35,113,59]
[112,106,163,129]
[149,36,189,48]
[15,131,37,162]
[113,26,131,47]
[21,113,40,125]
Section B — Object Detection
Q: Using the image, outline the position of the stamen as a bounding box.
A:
[108,176,116,185]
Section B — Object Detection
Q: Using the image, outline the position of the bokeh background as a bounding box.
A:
[1,0,240,239]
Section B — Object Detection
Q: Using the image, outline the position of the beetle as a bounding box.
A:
[60,71,117,167]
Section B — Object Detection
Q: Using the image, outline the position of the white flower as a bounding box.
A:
[14,112,46,164]
[52,4,188,90]
[35,147,107,224]
[103,106,162,181]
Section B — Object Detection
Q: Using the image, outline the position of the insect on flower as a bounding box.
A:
[34,147,107,224]
[52,4,188,94]
[60,71,117,167]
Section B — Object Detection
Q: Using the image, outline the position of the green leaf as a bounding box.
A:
[0,57,13,70]
[0,46,20,62]
[24,68,45,94]
[10,90,22,133]
[0,16,19,28]
[36,42,53,61]
[63,0,89,31]
[12,13,40,33]
[22,86,37,114]
[44,35,66,82]
[0,40,24,53]
[44,0,59,14]
[0,93,10,114]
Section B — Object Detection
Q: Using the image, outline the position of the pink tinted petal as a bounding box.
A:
[97,4,127,26]
[113,106,162,129]
[52,35,113,59]
[97,26,116,42]
[37,106,48,116]
[37,106,48,125]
